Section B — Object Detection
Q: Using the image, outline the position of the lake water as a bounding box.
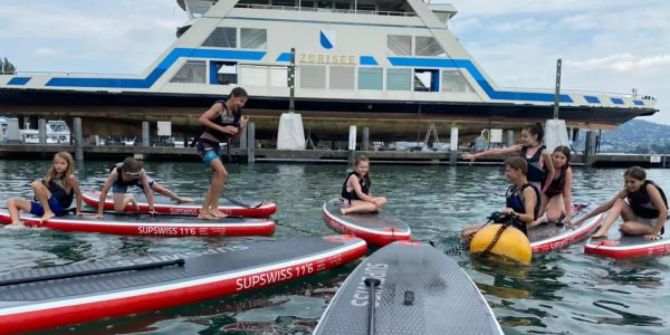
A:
[0,159,668,334]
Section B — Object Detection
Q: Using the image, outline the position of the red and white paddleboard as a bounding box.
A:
[0,209,275,237]
[0,235,367,334]
[585,224,670,259]
[529,214,605,253]
[322,198,411,246]
[83,191,277,218]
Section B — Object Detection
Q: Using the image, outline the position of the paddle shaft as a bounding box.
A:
[0,259,185,287]
[364,277,381,335]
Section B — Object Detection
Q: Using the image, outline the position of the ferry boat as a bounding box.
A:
[0,0,658,138]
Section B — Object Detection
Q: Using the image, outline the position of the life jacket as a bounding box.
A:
[45,178,74,209]
[627,180,668,219]
[504,184,541,235]
[341,172,370,202]
[202,99,242,143]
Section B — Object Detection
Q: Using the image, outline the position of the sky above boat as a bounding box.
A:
[0,0,667,124]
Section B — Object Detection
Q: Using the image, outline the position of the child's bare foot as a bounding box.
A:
[590,232,608,239]
[197,210,216,220]
[176,197,194,203]
[41,211,55,222]
[209,209,228,219]
[340,208,347,215]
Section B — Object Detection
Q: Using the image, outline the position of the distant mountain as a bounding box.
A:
[595,119,670,153]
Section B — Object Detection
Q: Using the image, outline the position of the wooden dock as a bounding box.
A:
[1,143,669,168]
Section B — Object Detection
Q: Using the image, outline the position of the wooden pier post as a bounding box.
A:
[506,130,514,147]
[247,122,255,164]
[142,121,150,147]
[38,118,47,144]
[362,127,370,151]
[584,130,596,167]
[73,117,84,161]
[348,125,357,165]
[449,126,459,165]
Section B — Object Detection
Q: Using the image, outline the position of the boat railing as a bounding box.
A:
[503,86,656,100]
[234,3,416,17]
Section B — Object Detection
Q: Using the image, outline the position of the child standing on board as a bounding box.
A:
[196,87,250,220]
[461,122,554,211]
[576,166,667,240]
[530,146,574,227]
[6,151,82,223]
[340,155,387,215]
[95,157,157,217]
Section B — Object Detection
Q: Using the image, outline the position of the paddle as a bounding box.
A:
[364,277,381,335]
[0,259,185,287]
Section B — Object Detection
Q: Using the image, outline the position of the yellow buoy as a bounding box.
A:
[470,224,532,264]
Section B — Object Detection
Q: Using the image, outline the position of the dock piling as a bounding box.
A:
[362,127,370,152]
[348,125,357,165]
[247,122,255,164]
[449,126,459,165]
[142,121,149,147]
[73,117,83,161]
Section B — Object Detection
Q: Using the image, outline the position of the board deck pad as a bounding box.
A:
[585,221,670,259]
[83,191,277,218]
[314,241,503,335]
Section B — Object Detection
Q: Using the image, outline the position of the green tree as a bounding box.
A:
[1,57,16,74]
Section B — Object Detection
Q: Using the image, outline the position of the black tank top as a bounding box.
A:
[111,163,140,186]
[45,178,74,209]
[520,145,547,184]
[627,180,668,219]
[341,172,370,201]
[202,99,242,143]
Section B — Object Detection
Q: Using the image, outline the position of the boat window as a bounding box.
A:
[241,28,267,49]
[170,60,207,83]
[358,67,383,90]
[334,2,350,10]
[300,65,326,89]
[317,1,333,9]
[329,66,355,90]
[189,0,214,18]
[414,69,439,92]
[387,68,412,91]
[356,3,376,11]
[387,35,412,56]
[415,36,446,57]
[240,65,268,86]
[211,61,238,85]
[203,27,237,48]
[300,0,315,9]
[272,0,296,7]
[442,70,474,93]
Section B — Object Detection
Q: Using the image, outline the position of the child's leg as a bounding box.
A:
[7,198,31,224]
[341,200,377,215]
[592,198,632,238]
[545,195,565,223]
[112,193,135,212]
[619,221,655,236]
[208,160,229,218]
[460,224,484,245]
[372,197,387,210]
[31,180,55,221]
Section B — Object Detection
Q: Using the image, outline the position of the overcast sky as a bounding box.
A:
[0,0,668,124]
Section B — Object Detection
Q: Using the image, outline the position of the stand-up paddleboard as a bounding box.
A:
[0,235,367,334]
[0,209,275,237]
[314,241,503,335]
[83,191,277,218]
[529,213,604,252]
[585,223,670,259]
[322,198,411,246]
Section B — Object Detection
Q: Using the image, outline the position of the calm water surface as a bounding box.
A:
[0,159,668,334]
